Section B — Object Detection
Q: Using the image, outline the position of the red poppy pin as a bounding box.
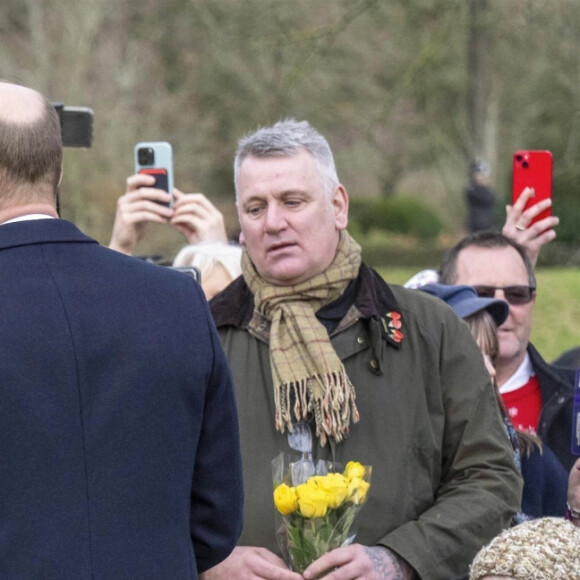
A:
[382,311,404,345]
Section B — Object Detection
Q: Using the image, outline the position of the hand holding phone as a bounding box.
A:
[134,141,174,207]
[512,150,553,227]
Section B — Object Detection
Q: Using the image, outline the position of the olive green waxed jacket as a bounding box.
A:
[210,264,522,580]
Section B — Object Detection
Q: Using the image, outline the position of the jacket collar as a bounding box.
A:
[527,342,576,397]
[0,218,97,251]
[210,262,404,348]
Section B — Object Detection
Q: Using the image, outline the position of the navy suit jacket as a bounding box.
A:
[0,219,243,579]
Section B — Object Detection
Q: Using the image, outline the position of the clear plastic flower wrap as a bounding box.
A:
[272,452,372,574]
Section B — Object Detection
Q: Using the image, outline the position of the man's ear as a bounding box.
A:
[332,184,349,231]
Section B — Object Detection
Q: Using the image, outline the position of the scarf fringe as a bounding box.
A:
[276,371,360,447]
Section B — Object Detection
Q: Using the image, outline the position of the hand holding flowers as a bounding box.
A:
[272,456,372,574]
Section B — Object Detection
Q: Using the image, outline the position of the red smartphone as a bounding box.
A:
[512,150,553,226]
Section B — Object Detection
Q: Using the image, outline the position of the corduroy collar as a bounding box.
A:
[210,262,403,348]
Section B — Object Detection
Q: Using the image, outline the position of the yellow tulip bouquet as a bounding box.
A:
[272,453,372,574]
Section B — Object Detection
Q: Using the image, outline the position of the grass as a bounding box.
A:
[376,266,580,363]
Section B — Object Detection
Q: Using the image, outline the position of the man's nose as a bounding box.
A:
[264,204,287,232]
[493,288,512,310]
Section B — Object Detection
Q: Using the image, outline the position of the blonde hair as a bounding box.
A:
[172,242,242,282]
[464,309,499,368]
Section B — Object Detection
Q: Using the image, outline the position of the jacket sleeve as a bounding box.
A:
[379,312,522,580]
[190,300,244,574]
[520,443,568,518]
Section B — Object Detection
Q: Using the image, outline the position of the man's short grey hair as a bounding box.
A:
[233,119,339,198]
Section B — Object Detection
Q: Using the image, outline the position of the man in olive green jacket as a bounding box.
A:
[205,119,522,580]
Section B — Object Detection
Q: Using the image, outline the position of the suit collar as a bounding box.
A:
[0,218,97,251]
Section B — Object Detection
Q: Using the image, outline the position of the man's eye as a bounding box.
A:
[247,206,263,216]
[285,199,301,208]
[510,290,526,298]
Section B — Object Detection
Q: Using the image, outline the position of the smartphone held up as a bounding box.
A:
[134,142,174,207]
[51,102,94,148]
[512,150,553,228]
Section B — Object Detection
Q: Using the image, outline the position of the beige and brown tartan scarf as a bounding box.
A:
[242,230,362,446]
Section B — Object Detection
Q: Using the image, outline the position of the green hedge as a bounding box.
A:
[349,196,444,240]
[553,198,580,244]
[349,194,579,269]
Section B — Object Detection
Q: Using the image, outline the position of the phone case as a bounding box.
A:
[512,150,553,226]
[138,168,169,193]
[134,141,174,203]
[60,106,94,148]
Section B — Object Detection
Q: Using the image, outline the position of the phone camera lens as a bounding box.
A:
[138,147,155,166]
[522,161,529,169]
[515,154,523,162]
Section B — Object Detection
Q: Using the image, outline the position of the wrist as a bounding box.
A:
[108,239,133,255]
[375,546,416,580]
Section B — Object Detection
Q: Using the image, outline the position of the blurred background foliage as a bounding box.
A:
[382,266,580,362]
[1,0,579,266]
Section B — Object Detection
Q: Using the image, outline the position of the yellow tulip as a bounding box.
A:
[346,477,370,504]
[296,480,329,518]
[274,483,298,515]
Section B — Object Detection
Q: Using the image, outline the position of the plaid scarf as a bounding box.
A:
[242,230,362,446]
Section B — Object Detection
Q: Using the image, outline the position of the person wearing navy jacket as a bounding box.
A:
[0,80,243,579]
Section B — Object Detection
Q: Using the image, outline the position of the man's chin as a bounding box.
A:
[262,260,310,286]
[263,269,306,287]
[498,335,526,365]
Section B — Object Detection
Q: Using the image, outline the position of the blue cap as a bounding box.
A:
[419,283,509,327]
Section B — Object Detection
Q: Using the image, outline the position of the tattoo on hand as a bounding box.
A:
[364,546,408,580]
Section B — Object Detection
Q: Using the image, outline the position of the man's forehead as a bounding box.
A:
[238,150,321,192]
[455,244,529,283]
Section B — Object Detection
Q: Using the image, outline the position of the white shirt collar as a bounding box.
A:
[499,351,535,394]
[2,214,56,225]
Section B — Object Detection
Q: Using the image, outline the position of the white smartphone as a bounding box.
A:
[134,141,174,207]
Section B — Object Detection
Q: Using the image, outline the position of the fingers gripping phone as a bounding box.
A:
[134,141,174,207]
[512,150,553,226]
